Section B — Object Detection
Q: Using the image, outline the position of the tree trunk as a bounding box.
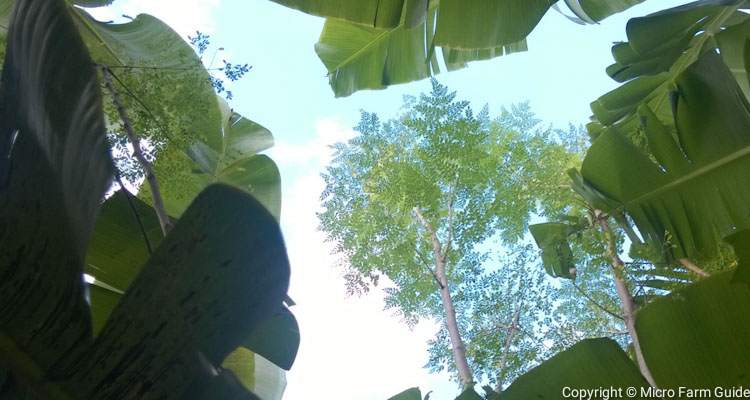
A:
[598,215,657,387]
[413,207,473,388]
[435,255,474,388]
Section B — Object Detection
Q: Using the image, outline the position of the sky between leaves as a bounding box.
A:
[91,1,686,399]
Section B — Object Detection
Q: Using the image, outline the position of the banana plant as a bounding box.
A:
[269,0,649,96]
[584,44,750,269]
[0,0,292,398]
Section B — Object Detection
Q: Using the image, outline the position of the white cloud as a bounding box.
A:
[269,118,355,167]
[86,0,220,36]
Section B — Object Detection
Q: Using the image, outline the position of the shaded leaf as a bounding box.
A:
[243,307,300,370]
[529,223,578,279]
[71,8,223,151]
[0,0,112,372]
[454,388,482,400]
[500,338,649,399]
[67,184,290,399]
[636,271,750,388]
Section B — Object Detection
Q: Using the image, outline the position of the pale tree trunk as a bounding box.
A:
[597,214,657,387]
[413,207,474,388]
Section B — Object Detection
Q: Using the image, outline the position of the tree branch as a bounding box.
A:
[495,306,522,392]
[412,207,444,266]
[415,249,444,290]
[597,212,657,387]
[113,167,153,254]
[678,258,710,278]
[101,66,172,235]
[443,174,459,259]
[572,282,623,321]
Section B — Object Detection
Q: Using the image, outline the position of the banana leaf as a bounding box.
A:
[269,0,650,96]
[583,51,750,262]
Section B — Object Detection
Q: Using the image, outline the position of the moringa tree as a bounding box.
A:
[319,80,580,388]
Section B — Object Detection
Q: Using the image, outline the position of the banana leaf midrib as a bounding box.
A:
[325,27,396,73]
[626,144,750,206]
[69,7,125,67]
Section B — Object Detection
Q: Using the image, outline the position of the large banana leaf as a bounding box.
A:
[67,184,290,399]
[270,0,649,96]
[582,51,750,261]
[433,0,553,49]
[270,0,426,29]
[387,387,423,400]
[70,7,224,150]
[0,0,112,373]
[500,338,649,398]
[442,41,527,72]
[567,0,648,23]
[143,97,281,218]
[0,0,225,154]
[593,1,746,130]
[315,6,438,98]
[85,191,299,373]
[636,270,750,389]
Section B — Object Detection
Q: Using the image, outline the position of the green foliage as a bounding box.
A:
[636,270,750,388]
[143,96,281,219]
[320,81,576,317]
[529,222,581,279]
[426,246,563,388]
[0,0,295,398]
[501,338,649,399]
[321,80,591,387]
[581,1,750,267]
[585,51,750,262]
[270,0,649,96]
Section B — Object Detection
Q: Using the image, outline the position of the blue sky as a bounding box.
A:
[93,1,685,399]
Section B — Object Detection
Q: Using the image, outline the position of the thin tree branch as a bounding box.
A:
[104,66,164,132]
[496,306,522,392]
[443,173,459,259]
[413,207,444,265]
[678,258,710,278]
[113,167,153,254]
[415,249,444,290]
[572,282,623,321]
[101,66,172,235]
